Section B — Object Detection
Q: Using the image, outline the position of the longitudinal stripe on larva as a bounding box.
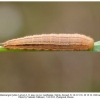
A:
[1,33,94,51]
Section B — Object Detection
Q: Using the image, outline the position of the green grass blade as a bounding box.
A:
[0,46,25,52]
[92,41,100,52]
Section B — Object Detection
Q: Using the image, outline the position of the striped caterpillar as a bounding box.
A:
[1,33,94,51]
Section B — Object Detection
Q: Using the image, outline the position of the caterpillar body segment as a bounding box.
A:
[2,33,94,51]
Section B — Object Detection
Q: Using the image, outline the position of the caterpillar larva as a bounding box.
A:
[1,33,94,51]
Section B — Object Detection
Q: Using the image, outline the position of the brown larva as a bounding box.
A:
[1,33,94,51]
